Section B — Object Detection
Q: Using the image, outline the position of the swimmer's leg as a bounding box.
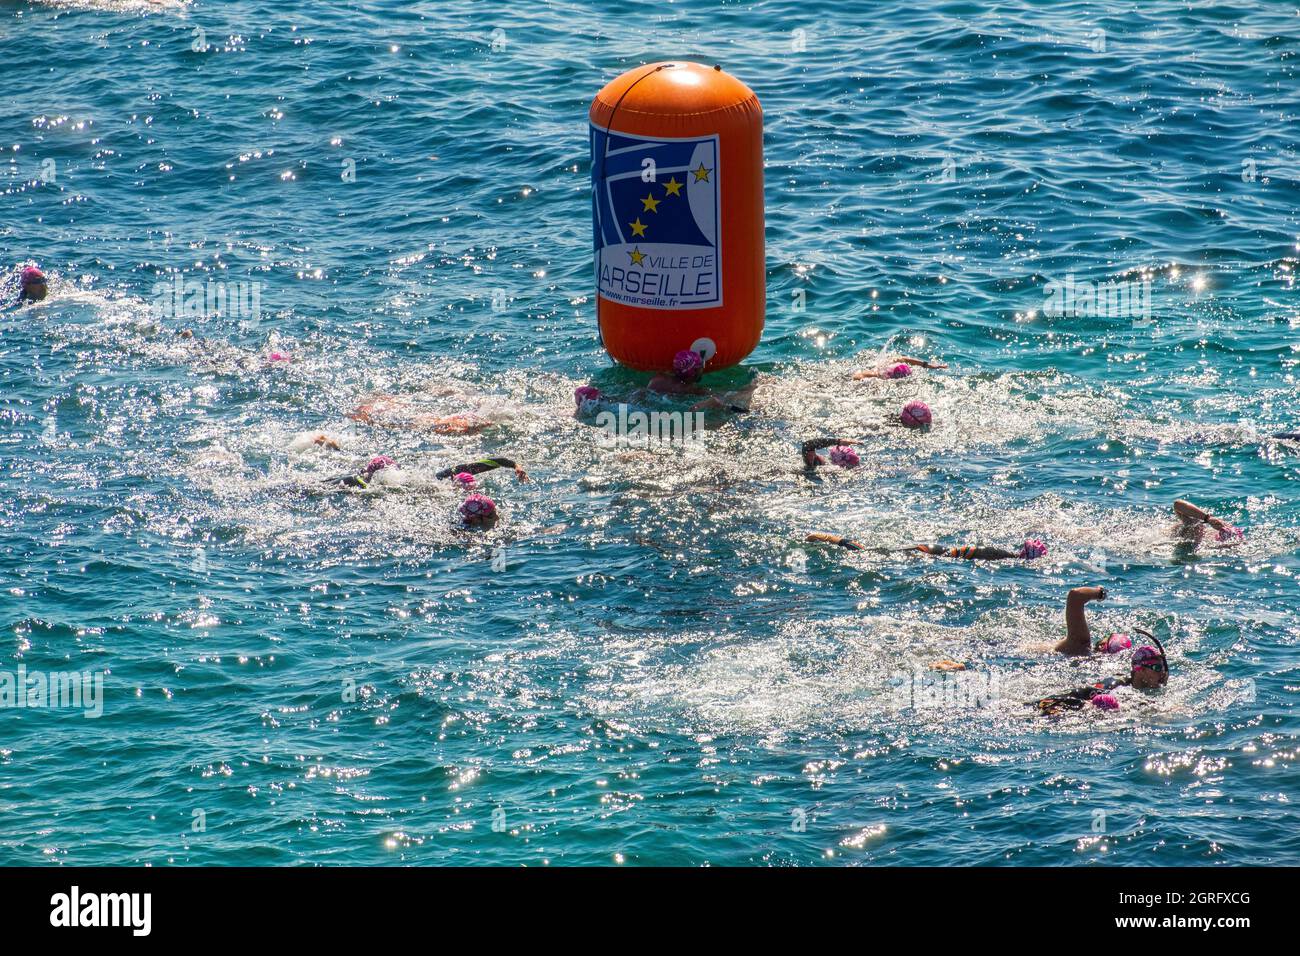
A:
[1055,586,1105,655]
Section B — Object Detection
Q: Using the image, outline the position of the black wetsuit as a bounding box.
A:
[1034,675,1129,715]
[324,470,379,489]
[435,456,517,480]
[917,545,1021,560]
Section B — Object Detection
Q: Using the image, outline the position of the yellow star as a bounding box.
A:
[640,193,661,213]
[629,218,647,237]
[628,247,646,266]
[662,176,683,197]
[692,163,711,183]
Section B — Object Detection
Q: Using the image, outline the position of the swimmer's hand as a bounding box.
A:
[514,466,529,483]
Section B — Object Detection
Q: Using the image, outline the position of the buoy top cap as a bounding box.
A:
[592,62,758,118]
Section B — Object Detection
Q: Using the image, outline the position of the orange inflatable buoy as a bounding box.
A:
[590,62,765,373]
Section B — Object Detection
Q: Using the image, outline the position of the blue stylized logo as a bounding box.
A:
[591,127,721,309]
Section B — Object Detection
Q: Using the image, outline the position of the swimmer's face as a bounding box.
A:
[21,280,47,302]
[1131,666,1167,690]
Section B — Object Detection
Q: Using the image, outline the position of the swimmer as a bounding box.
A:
[1033,633,1169,716]
[459,493,498,529]
[326,454,396,489]
[801,437,864,470]
[929,659,966,672]
[798,408,932,471]
[1172,498,1243,548]
[642,349,760,413]
[6,264,48,307]
[646,349,708,396]
[573,385,604,418]
[573,378,757,423]
[805,533,1047,561]
[912,539,1048,561]
[434,455,528,483]
[852,355,947,380]
[897,400,933,429]
[349,395,495,435]
[805,532,866,551]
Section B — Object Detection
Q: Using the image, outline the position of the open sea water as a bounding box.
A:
[1,0,1298,865]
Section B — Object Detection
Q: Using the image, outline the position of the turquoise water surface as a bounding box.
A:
[2,0,1298,865]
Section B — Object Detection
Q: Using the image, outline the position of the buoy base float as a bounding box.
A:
[590,62,765,373]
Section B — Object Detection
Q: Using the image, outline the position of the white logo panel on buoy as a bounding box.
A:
[591,127,721,310]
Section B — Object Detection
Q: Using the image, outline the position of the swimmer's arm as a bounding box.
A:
[435,457,527,481]
[1174,498,1235,535]
[897,355,947,370]
[1036,674,1130,714]
[806,532,865,551]
[1033,693,1086,715]
[1055,586,1105,656]
[1172,499,1210,524]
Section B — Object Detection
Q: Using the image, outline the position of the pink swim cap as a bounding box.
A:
[899,400,932,428]
[829,445,860,468]
[1215,524,1244,543]
[1091,694,1120,711]
[1018,539,1047,560]
[19,265,45,286]
[672,349,704,382]
[574,385,601,407]
[364,455,395,476]
[268,351,292,362]
[1132,645,1165,672]
[459,493,497,525]
[452,471,476,488]
[884,363,913,380]
[1097,632,1132,654]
